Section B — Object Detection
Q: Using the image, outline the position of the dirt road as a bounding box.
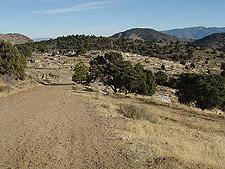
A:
[0,74,138,168]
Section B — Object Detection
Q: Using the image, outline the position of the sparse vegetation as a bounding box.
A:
[85,89,225,168]
[1,29,225,169]
[17,33,218,62]
[121,104,225,168]
[195,32,225,50]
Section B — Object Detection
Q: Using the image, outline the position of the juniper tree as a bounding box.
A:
[155,71,168,85]
[176,73,225,110]
[88,52,156,95]
[0,40,27,80]
[72,61,89,84]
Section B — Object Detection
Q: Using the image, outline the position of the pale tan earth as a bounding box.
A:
[1,70,224,169]
[0,73,140,168]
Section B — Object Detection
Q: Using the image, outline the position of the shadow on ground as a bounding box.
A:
[45,83,74,86]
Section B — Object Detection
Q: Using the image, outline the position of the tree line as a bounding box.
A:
[73,52,225,111]
[17,34,221,61]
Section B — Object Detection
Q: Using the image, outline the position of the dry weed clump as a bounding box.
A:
[0,74,17,85]
[0,85,14,92]
[118,104,158,123]
[72,84,84,91]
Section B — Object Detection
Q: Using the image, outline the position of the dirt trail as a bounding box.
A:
[0,73,138,168]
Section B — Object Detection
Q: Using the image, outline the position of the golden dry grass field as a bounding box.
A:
[72,81,225,168]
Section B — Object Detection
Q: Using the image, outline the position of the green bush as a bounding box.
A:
[132,63,156,96]
[76,45,87,56]
[190,63,195,68]
[220,53,225,58]
[220,70,225,77]
[0,40,27,80]
[155,71,168,85]
[16,44,32,57]
[221,63,225,70]
[180,60,186,65]
[161,64,166,70]
[205,58,209,64]
[72,61,89,84]
[176,73,225,110]
[212,49,217,54]
[167,77,178,89]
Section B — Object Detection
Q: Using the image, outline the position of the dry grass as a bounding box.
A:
[0,85,14,93]
[0,74,17,85]
[137,94,225,117]
[72,84,225,168]
[0,76,16,93]
[119,103,225,168]
[118,104,149,119]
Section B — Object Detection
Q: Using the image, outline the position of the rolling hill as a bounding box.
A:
[111,28,186,42]
[0,33,33,45]
[194,32,225,49]
[162,26,225,39]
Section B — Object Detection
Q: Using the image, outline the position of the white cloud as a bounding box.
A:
[35,1,116,14]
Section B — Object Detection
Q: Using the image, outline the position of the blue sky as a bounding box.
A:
[1,0,225,39]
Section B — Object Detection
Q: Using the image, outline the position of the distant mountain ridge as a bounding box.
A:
[33,37,51,42]
[194,32,225,50]
[0,33,33,45]
[162,26,225,39]
[111,28,187,42]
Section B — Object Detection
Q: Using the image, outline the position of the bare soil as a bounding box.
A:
[1,71,224,169]
[0,73,140,168]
